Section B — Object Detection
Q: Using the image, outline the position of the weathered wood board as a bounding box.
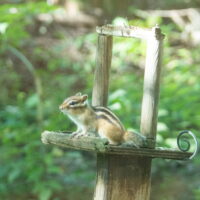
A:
[41,131,192,160]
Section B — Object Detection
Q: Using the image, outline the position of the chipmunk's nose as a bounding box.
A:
[59,104,64,110]
[59,102,68,110]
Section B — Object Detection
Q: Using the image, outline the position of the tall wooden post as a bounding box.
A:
[92,34,115,200]
[92,32,151,200]
[92,35,113,106]
[140,25,164,142]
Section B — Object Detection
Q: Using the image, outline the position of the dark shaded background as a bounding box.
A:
[0,0,200,199]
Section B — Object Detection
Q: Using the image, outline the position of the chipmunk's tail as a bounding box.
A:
[123,131,146,147]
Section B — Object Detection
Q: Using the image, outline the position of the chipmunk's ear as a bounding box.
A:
[75,92,82,96]
[81,94,88,101]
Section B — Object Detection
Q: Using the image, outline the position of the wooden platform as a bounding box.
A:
[41,131,192,160]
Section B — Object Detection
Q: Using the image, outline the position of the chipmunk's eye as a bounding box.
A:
[69,101,77,106]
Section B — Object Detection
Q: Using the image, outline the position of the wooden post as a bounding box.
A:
[140,25,164,142]
[91,33,150,200]
[94,154,152,200]
[92,28,157,200]
[92,35,113,107]
[92,34,113,200]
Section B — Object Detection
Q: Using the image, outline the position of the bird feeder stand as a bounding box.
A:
[41,24,196,200]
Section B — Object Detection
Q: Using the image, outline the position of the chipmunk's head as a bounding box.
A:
[59,93,88,114]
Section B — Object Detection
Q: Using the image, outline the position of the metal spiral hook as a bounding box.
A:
[177,130,199,160]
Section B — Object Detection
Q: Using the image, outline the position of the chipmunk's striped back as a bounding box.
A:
[92,106,125,131]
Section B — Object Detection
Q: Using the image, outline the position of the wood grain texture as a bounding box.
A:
[92,35,113,107]
[94,154,152,200]
[96,25,153,39]
[92,33,112,200]
[140,26,164,142]
[94,154,109,200]
[41,131,192,160]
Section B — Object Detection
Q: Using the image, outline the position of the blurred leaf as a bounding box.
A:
[8,168,21,183]
[25,93,39,108]
[0,22,8,34]
[39,189,52,200]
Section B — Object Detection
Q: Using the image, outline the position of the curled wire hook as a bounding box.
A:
[177,130,199,160]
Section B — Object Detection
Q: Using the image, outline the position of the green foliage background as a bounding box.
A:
[0,0,200,200]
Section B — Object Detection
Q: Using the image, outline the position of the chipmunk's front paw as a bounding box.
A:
[70,131,80,138]
[72,132,88,138]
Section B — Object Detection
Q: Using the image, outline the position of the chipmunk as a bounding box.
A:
[59,93,145,145]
